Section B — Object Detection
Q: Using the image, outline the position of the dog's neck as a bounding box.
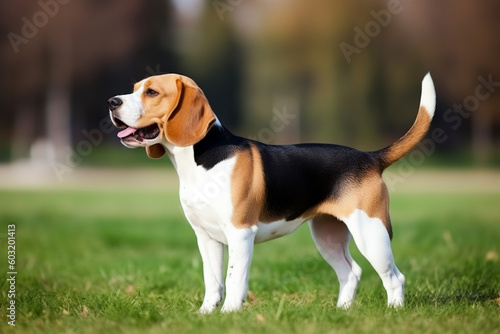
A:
[163,144,196,180]
[162,123,248,178]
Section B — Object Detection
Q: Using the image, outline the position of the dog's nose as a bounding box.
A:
[108,97,123,111]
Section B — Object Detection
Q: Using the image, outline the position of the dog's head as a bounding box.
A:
[108,74,216,158]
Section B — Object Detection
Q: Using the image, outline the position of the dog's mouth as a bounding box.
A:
[113,117,160,142]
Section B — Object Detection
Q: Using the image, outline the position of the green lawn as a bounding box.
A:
[0,186,499,333]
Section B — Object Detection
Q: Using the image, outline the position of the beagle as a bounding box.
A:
[108,73,436,313]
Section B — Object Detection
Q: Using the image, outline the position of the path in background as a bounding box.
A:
[0,163,499,193]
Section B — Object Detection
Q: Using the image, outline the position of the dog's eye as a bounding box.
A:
[145,88,158,96]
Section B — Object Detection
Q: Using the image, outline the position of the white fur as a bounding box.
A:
[255,218,305,244]
[420,72,436,118]
[173,146,236,245]
[114,83,145,127]
[213,116,223,128]
[196,232,225,314]
[341,209,405,307]
[221,225,257,312]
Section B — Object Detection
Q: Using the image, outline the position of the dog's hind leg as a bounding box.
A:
[309,215,362,308]
[342,209,405,307]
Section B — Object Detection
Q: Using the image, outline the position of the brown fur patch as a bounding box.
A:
[304,172,393,238]
[230,144,266,228]
[164,82,216,147]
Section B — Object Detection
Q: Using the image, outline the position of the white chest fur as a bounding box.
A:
[172,147,235,244]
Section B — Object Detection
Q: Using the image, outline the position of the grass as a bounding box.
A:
[0,183,499,333]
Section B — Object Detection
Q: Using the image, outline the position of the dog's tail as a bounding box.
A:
[375,73,436,171]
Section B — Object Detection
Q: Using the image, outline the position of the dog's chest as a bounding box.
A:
[177,157,236,243]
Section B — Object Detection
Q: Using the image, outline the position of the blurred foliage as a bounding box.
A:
[0,0,499,166]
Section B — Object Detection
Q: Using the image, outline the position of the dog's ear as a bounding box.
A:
[146,144,166,159]
[163,79,216,147]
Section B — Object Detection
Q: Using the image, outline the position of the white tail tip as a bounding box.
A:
[420,72,436,118]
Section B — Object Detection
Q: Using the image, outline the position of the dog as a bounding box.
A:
[108,73,435,313]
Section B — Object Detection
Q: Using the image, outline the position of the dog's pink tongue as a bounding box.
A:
[117,127,137,138]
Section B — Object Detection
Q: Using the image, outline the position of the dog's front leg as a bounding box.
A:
[221,226,257,313]
[196,233,225,314]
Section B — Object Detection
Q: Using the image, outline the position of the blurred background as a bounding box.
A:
[1,0,499,183]
[1,3,500,331]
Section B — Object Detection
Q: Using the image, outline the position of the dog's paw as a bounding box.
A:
[199,299,222,314]
[388,298,404,308]
[336,300,353,310]
[220,301,243,313]
[199,303,217,314]
[199,293,223,314]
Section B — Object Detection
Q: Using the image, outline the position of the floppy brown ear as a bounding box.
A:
[146,144,166,159]
[164,80,216,147]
